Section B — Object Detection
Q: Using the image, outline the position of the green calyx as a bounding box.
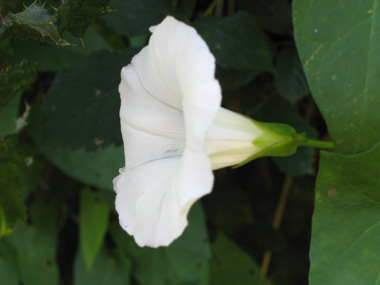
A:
[234,120,335,168]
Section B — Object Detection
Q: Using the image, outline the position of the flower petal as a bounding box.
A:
[121,123,184,170]
[131,16,222,130]
[173,148,214,211]
[115,16,221,248]
[131,17,186,109]
[119,64,185,140]
[114,157,180,247]
[114,152,213,247]
[173,18,222,150]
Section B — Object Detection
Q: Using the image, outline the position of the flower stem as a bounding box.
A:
[302,139,335,149]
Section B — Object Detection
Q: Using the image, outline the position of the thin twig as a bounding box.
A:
[305,97,315,122]
[260,158,273,192]
[273,176,293,230]
[261,176,293,278]
[227,0,235,15]
[215,0,224,17]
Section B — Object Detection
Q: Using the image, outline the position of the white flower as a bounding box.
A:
[113,16,285,248]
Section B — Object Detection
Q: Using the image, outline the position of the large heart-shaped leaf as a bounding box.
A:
[293,0,380,154]
[310,143,380,284]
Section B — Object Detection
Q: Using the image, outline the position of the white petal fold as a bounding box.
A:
[114,157,182,247]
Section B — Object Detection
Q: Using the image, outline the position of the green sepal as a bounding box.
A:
[234,121,307,168]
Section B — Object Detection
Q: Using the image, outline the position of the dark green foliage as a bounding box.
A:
[0,0,35,14]
[0,162,27,238]
[7,202,60,285]
[45,145,123,190]
[74,246,132,285]
[0,135,37,237]
[43,49,138,150]
[236,0,292,34]
[0,61,37,110]
[0,94,24,136]
[176,0,196,18]
[8,27,113,72]
[0,3,69,46]
[275,46,310,103]
[0,135,27,165]
[105,0,183,36]
[0,0,112,47]
[216,67,260,90]
[0,238,20,284]
[273,147,315,177]
[210,233,271,284]
[195,11,273,73]
[57,0,112,38]
[110,203,211,284]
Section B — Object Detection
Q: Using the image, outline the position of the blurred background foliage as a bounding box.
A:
[0,0,328,284]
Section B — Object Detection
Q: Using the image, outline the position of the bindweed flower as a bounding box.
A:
[113,16,306,248]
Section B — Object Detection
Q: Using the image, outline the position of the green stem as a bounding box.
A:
[302,139,335,149]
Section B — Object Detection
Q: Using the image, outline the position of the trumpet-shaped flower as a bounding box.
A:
[113,16,302,248]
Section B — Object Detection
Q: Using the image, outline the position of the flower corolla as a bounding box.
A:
[113,16,298,247]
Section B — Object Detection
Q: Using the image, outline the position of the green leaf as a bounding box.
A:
[0,61,36,110]
[310,142,380,284]
[0,162,26,237]
[17,156,45,193]
[176,0,196,18]
[203,181,253,234]
[293,0,380,154]
[57,0,111,38]
[195,11,273,73]
[0,136,35,236]
[104,0,182,36]
[8,27,113,72]
[7,201,59,285]
[43,49,138,150]
[0,135,33,165]
[210,232,271,285]
[79,188,110,269]
[275,46,310,103]
[0,3,69,46]
[273,147,315,177]
[28,100,122,190]
[45,145,123,190]
[74,246,132,285]
[216,67,259,90]
[110,202,211,284]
